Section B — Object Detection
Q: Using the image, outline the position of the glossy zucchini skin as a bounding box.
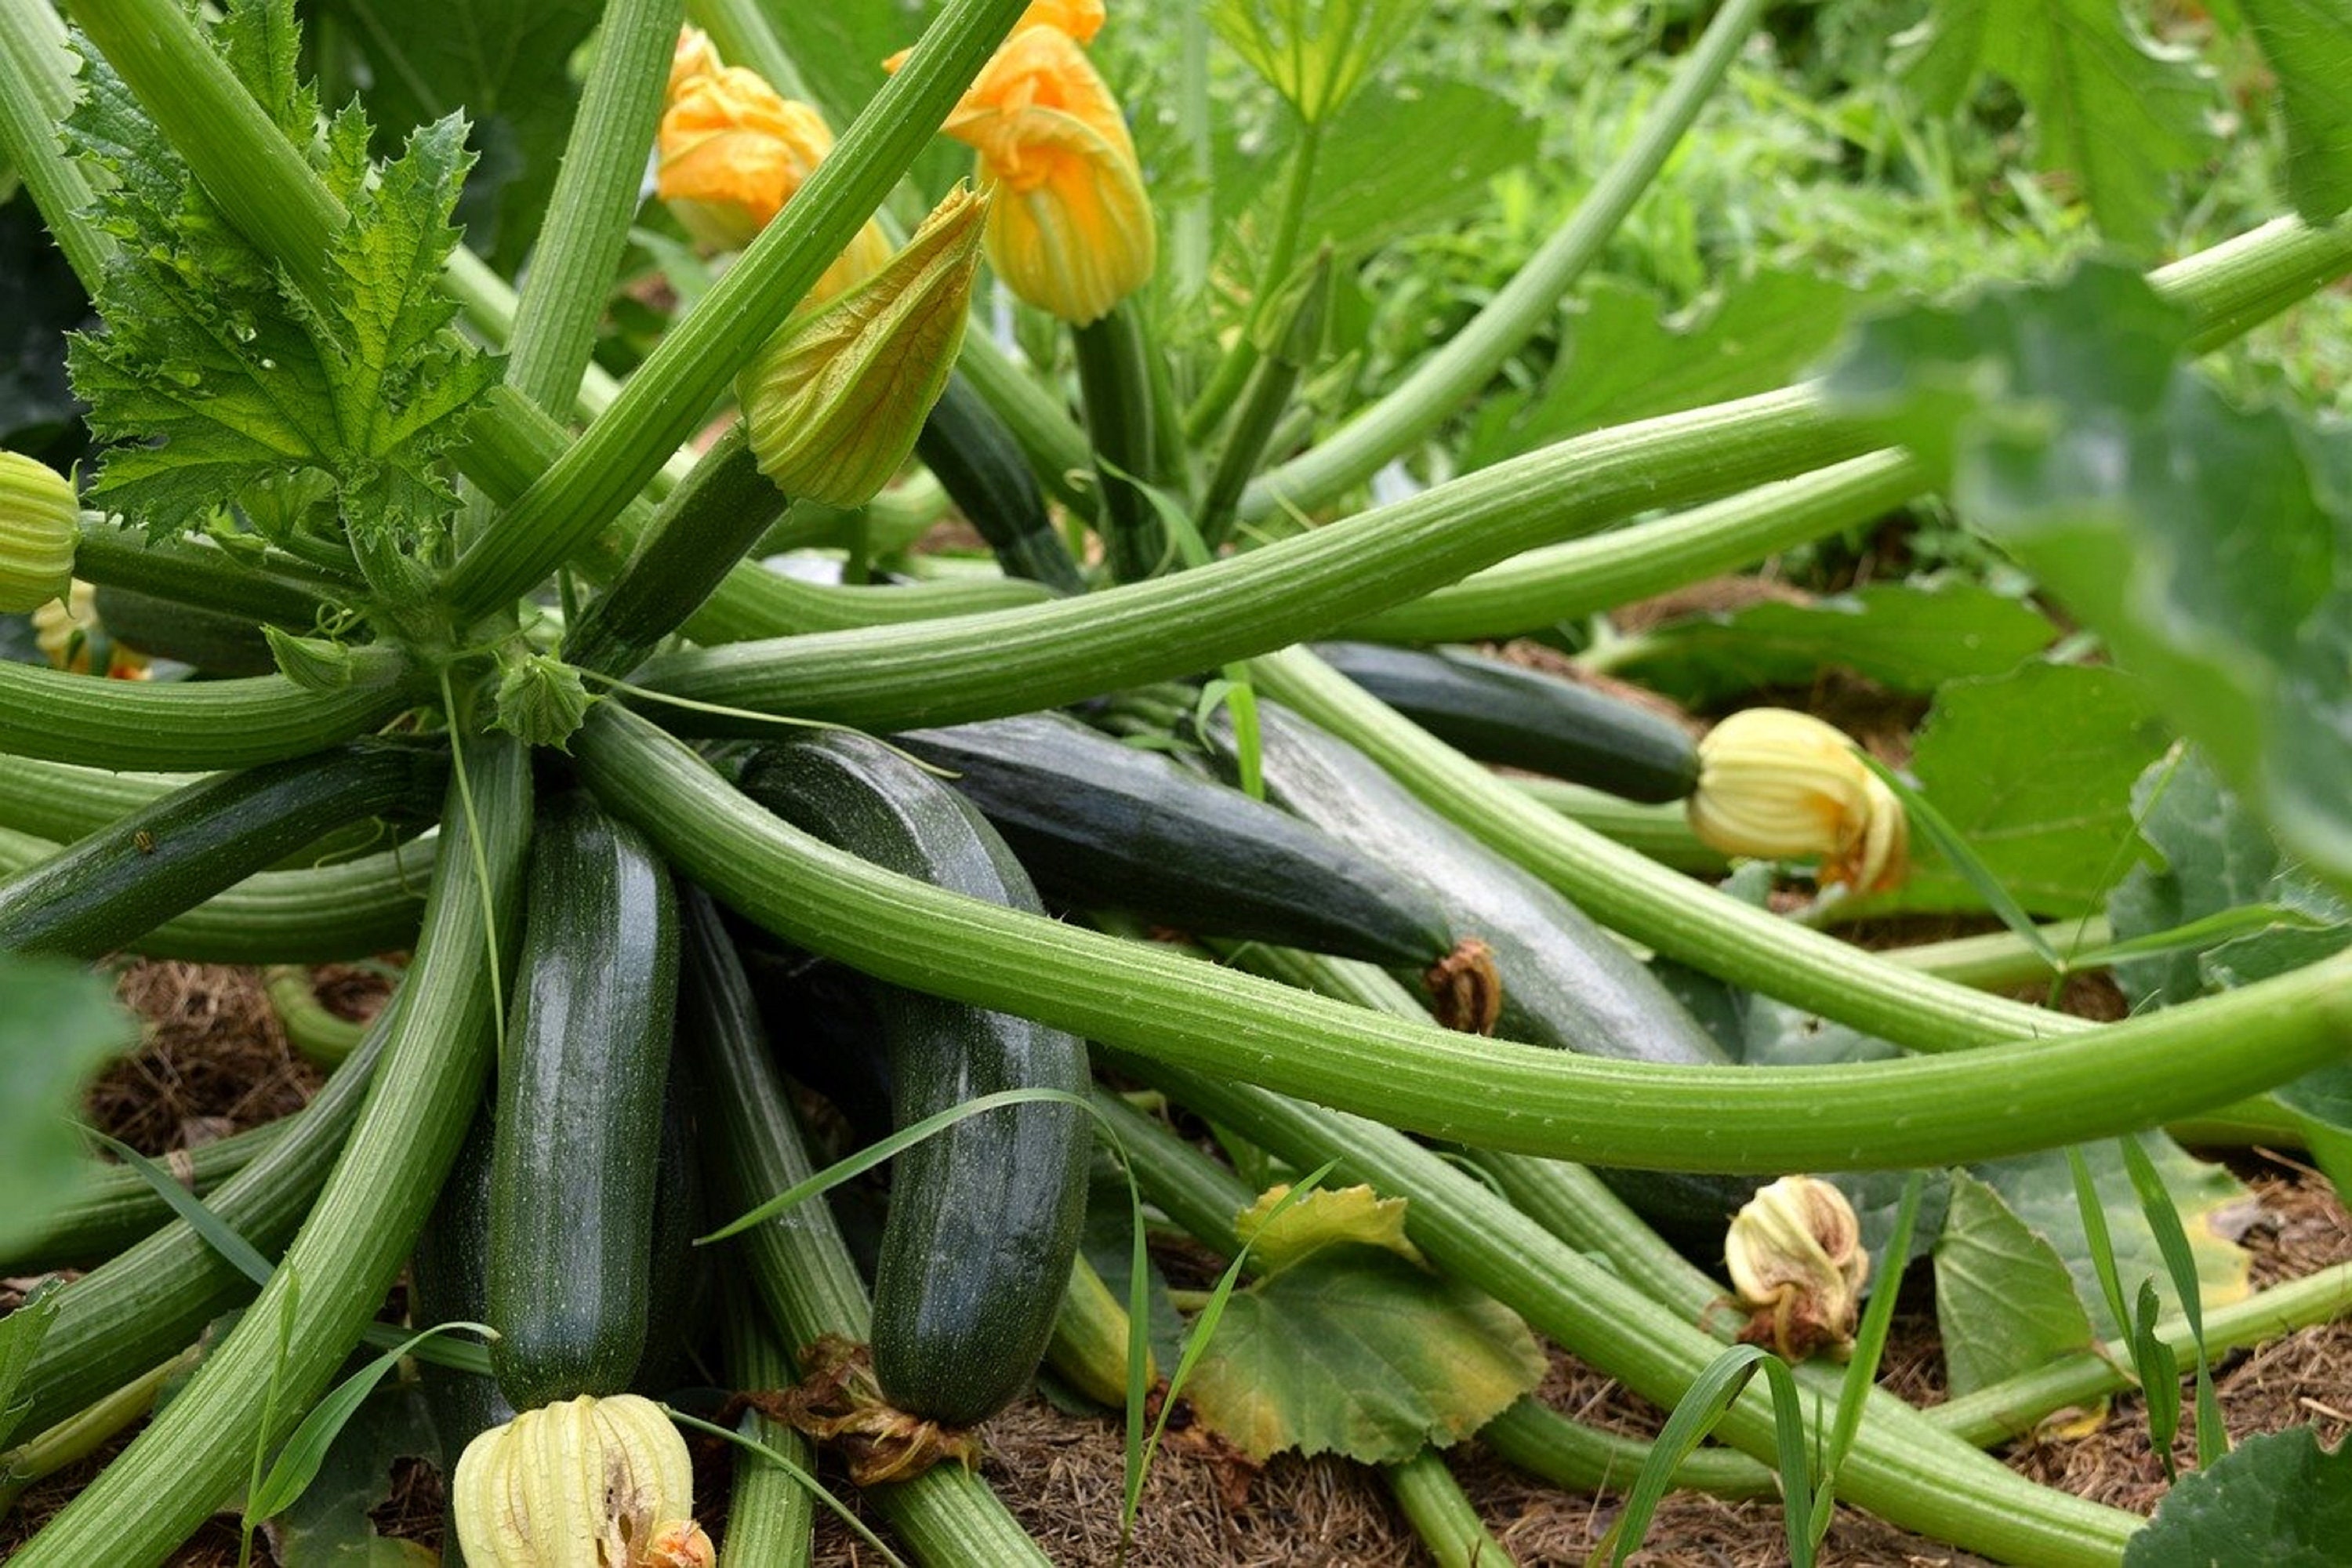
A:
[895,711,1456,967]
[1312,641,1700,804]
[915,372,1086,596]
[93,583,278,676]
[737,734,1089,1427]
[487,792,681,1410]
[1221,704,1753,1229]
[0,739,447,958]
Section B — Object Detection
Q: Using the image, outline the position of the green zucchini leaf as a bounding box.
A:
[0,956,136,1260]
[1610,578,2053,706]
[2124,1425,2352,1567]
[1872,663,2172,919]
[2106,749,2352,1010]
[1933,1171,2099,1401]
[2235,0,2352,224]
[1896,0,2214,249]
[261,1381,438,1567]
[1233,1182,1421,1275]
[1179,1246,1544,1463]
[1823,260,2352,894]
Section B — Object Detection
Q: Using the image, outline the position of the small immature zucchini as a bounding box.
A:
[487,793,681,1411]
[0,739,447,958]
[915,372,1087,595]
[895,711,1456,967]
[1311,641,1700,804]
[737,734,1089,1427]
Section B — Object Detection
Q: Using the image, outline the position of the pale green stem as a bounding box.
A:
[1239,0,1769,521]
[445,0,1034,618]
[0,0,107,285]
[502,0,682,416]
[1383,1449,1519,1568]
[1185,114,1322,441]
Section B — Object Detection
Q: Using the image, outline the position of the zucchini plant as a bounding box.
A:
[1,0,2348,1563]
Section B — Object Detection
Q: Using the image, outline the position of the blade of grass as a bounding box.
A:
[238,1267,299,1568]
[1809,1170,1926,1545]
[247,1319,495,1522]
[666,1406,908,1568]
[1600,1345,1813,1568]
[80,1127,274,1287]
[2118,1135,2227,1468]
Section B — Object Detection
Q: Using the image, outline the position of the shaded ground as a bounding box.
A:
[5,960,2348,1566]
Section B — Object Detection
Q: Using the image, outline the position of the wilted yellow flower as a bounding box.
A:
[1686,708,1908,893]
[738,186,988,508]
[0,450,77,613]
[452,1393,713,1568]
[655,59,892,301]
[1725,1175,1870,1361]
[929,26,1154,325]
[32,581,148,680]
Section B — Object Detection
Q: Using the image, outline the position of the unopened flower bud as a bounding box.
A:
[737,185,987,508]
[1686,708,1908,892]
[0,452,78,612]
[1725,1174,1869,1361]
[452,1393,705,1568]
[655,52,891,300]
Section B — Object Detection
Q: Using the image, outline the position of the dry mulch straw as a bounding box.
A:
[5,963,2351,1566]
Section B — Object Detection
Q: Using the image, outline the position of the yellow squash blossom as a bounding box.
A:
[655,54,891,303]
[931,26,1155,325]
[666,24,723,97]
[1686,707,1908,893]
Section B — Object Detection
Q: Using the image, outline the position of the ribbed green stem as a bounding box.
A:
[578,705,2352,1172]
[1480,1396,1773,1501]
[635,387,1875,729]
[71,517,346,630]
[1934,1261,2352,1446]
[1184,113,1322,441]
[1346,450,1919,643]
[1239,0,1768,521]
[0,1345,198,1515]
[6,1022,384,1441]
[9,739,528,1568]
[681,560,1055,644]
[0,1116,289,1278]
[1383,1448,1516,1568]
[1115,1054,2139,1567]
[0,0,108,287]
[720,1287,818,1568]
[681,887,1051,1566]
[0,830,431,963]
[264,965,373,1066]
[1511,777,1726,873]
[955,330,1099,516]
[0,647,412,770]
[1882,918,2108,991]
[0,758,185,843]
[1254,644,2076,1052]
[503,0,680,416]
[444,0,1033,618]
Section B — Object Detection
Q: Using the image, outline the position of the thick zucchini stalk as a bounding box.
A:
[576,703,2352,1174]
[9,738,530,1568]
[1196,246,1332,552]
[736,735,1090,1428]
[0,1114,291,1278]
[0,739,447,958]
[72,514,345,630]
[720,1284,818,1568]
[5,1024,388,1441]
[562,423,791,676]
[895,711,1455,967]
[915,372,1087,595]
[488,793,681,1409]
[0,757,186,844]
[677,887,1053,1566]
[0,644,413,770]
[93,584,279,675]
[1111,1052,2141,1568]
[1310,641,1700,804]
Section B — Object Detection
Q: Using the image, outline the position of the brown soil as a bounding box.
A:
[5,961,2350,1566]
